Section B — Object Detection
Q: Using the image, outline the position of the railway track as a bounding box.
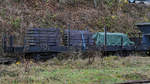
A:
[117,80,150,84]
[0,57,17,64]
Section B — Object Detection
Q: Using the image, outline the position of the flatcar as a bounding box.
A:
[2,22,150,60]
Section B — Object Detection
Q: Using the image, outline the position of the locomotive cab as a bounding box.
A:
[136,23,150,52]
[136,23,150,46]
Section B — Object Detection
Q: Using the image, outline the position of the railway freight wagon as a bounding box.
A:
[2,22,150,60]
[2,28,95,60]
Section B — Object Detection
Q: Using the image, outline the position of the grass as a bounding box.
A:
[0,56,150,84]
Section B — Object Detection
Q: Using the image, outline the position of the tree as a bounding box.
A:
[58,0,75,4]
[93,0,101,8]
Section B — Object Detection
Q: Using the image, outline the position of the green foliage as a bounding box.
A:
[118,73,148,80]
[10,17,21,29]
[0,9,6,18]
[13,0,21,3]
[104,16,113,28]
[104,0,118,8]
[40,14,57,28]
[0,56,150,84]
[97,16,118,30]
[0,70,18,77]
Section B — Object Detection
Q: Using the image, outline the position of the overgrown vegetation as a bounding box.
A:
[1,0,149,46]
[0,56,150,84]
[0,0,150,33]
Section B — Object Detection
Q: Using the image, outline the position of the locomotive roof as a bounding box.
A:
[136,22,150,26]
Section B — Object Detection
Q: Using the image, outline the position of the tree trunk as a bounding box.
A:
[58,0,75,4]
[93,0,101,8]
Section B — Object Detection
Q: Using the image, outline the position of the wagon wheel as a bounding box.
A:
[33,54,41,61]
[24,53,32,59]
[101,51,110,57]
[50,53,58,58]
[145,51,150,56]
[117,50,130,57]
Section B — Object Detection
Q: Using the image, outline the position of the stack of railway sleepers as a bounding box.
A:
[63,30,94,49]
[24,28,61,52]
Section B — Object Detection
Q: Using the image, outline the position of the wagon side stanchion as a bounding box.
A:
[35,29,41,61]
[120,36,123,56]
[104,26,107,56]
[68,24,71,48]
[86,27,89,50]
[138,32,142,46]
[2,33,7,53]
[9,35,14,52]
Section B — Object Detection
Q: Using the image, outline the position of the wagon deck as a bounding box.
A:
[2,23,150,59]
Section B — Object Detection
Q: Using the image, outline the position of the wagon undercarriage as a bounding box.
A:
[2,23,150,60]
